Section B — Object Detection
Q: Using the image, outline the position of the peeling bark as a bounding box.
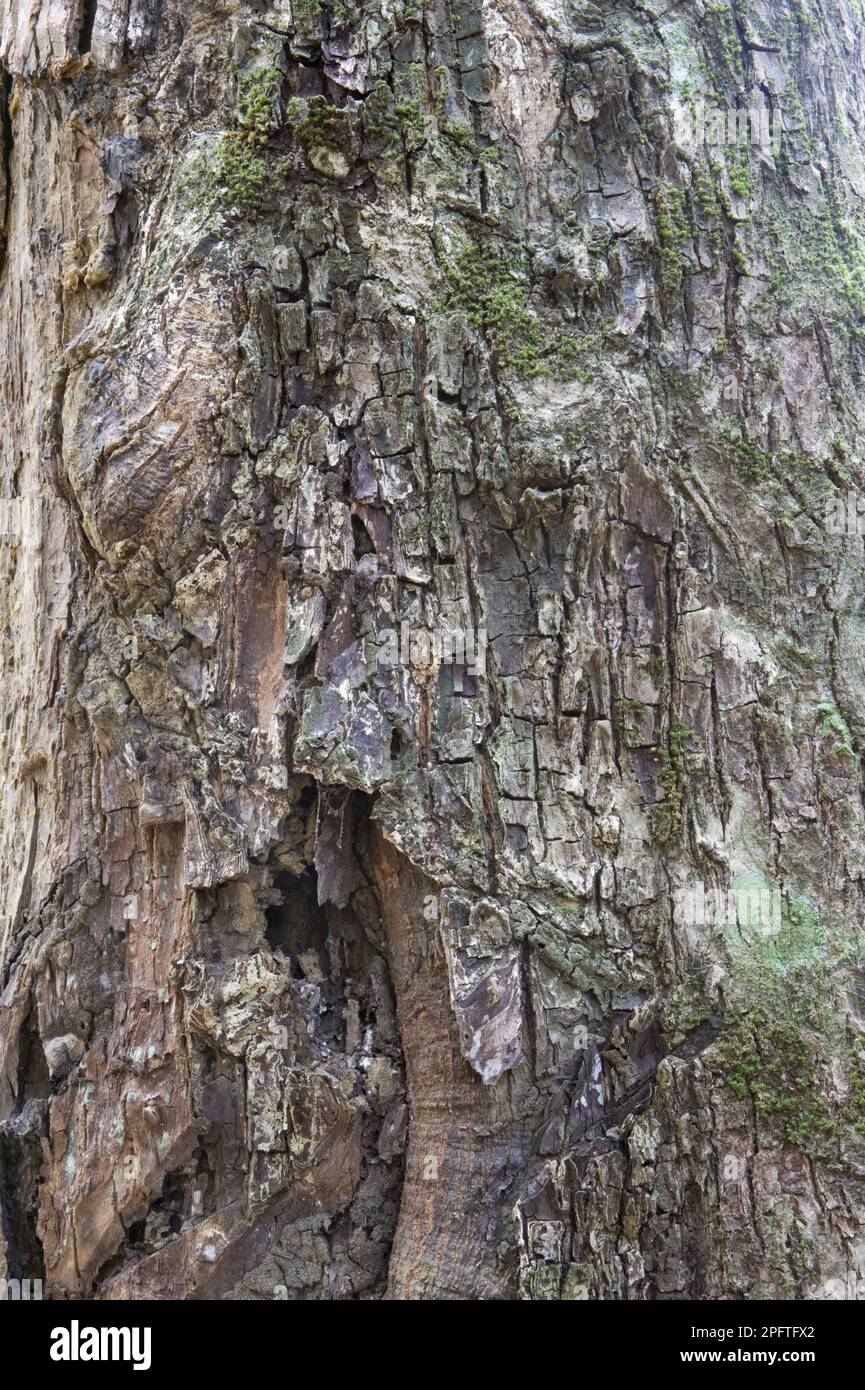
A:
[2,0,865,1301]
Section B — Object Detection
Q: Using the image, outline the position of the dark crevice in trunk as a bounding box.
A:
[0,1105,47,1284]
[92,1156,213,1292]
[78,0,98,55]
[0,71,13,276]
[266,868,329,967]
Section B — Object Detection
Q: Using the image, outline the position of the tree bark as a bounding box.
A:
[2,0,865,1300]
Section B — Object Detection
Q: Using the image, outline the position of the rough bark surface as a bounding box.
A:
[2,0,865,1301]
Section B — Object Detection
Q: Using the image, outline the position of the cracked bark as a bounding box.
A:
[1,0,865,1301]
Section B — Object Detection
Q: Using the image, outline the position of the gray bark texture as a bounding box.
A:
[1,0,865,1301]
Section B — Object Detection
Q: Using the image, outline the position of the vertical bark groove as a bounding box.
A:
[1,0,865,1301]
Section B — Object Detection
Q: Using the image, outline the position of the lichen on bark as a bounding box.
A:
[2,0,865,1302]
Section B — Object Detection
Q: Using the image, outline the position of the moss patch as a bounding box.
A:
[439,242,586,377]
[210,134,280,212]
[654,183,690,296]
[712,894,854,1163]
[286,95,359,176]
[236,65,283,142]
[653,716,694,838]
[761,192,865,323]
[817,701,855,759]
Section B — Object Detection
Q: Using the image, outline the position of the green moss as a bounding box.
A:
[616,696,645,749]
[549,331,598,380]
[439,243,543,373]
[654,183,690,296]
[715,425,823,491]
[664,972,715,1035]
[395,94,427,145]
[195,60,288,215]
[285,95,358,175]
[654,716,694,837]
[763,190,865,323]
[210,133,277,212]
[290,0,324,41]
[726,144,752,201]
[713,895,839,1158]
[287,94,352,145]
[440,121,475,156]
[363,85,393,140]
[775,634,817,672]
[705,1,744,77]
[718,1013,837,1158]
[719,427,774,484]
[365,68,428,152]
[431,64,477,158]
[236,65,283,141]
[817,701,855,759]
[804,206,865,317]
[843,1050,865,1135]
[790,0,819,36]
[521,1264,566,1299]
[439,243,597,379]
[693,162,722,229]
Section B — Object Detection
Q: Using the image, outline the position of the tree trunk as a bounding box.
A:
[2,0,865,1301]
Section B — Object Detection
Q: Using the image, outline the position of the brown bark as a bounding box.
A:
[2,0,865,1302]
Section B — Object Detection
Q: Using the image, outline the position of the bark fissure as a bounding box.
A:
[1,0,865,1303]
